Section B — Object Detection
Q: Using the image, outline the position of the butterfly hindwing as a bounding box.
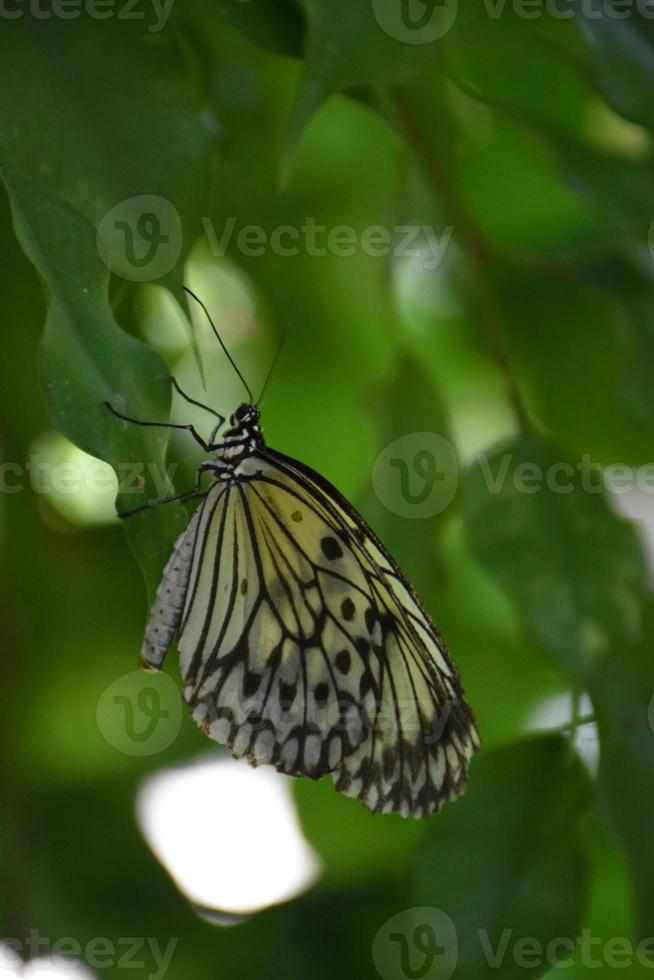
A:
[260,451,480,816]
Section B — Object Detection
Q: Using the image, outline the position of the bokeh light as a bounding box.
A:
[136,755,321,919]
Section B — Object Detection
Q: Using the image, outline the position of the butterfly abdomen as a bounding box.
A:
[141,510,201,671]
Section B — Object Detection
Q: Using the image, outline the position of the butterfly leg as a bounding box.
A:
[206,418,225,449]
[116,462,215,519]
[103,400,212,452]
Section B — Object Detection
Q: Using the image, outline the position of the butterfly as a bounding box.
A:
[105,289,479,818]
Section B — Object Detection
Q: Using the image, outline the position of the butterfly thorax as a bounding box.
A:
[212,403,264,480]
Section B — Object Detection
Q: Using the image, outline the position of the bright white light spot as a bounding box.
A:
[527,692,599,776]
[0,946,97,979]
[30,432,118,528]
[23,961,97,979]
[0,944,22,979]
[136,754,321,918]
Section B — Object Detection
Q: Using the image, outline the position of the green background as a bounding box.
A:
[1,2,654,977]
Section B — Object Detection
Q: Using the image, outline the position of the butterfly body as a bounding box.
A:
[138,399,479,818]
[209,403,264,480]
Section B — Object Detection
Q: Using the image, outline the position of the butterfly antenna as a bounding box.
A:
[183,287,253,404]
[257,327,287,406]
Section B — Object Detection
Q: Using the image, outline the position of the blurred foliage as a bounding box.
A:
[1,2,654,979]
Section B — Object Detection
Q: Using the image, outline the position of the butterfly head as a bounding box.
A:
[231,403,261,428]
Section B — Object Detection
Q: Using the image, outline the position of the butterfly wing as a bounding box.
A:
[174,448,479,817]
[260,449,480,816]
[176,477,370,779]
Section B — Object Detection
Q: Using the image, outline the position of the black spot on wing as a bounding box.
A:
[321,536,343,561]
[354,637,370,657]
[314,682,330,706]
[341,597,355,621]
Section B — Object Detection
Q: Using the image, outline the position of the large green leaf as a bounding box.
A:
[573,0,654,132]
[3,170,187,599]
[284,0,447,169]
[446,5,592,140]
[0,18,214,293]
[493,268,654,464]
[463,435,646,677]
[413,737,592,980]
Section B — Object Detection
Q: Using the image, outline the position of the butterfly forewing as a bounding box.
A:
[149,446,478,817]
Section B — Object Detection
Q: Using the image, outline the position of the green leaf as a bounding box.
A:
[195,0,305,56]
[493,268,654,464]
[413,737,592,980]
[590,601,654,941]
[401,67,604,258]
[284,0,445,172]
[2,169,187,599]
[619,289,654,429]
[573,0,654,132]
[0,18,214,292]
[558,143,654,233]
[446,6,593,140]
[463,435,646,677]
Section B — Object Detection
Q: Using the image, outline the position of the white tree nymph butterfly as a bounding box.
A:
[106,290,479,818]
